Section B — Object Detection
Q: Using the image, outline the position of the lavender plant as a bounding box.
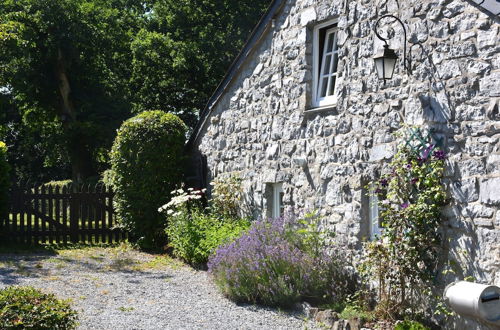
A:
[208,216,353,308]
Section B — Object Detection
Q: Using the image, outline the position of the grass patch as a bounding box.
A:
[134,255,183,271]
[118,306,135,312]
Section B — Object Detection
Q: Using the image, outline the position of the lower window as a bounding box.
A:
[270,183,284,218]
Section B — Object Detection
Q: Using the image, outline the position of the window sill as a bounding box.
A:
[304,103,337,114]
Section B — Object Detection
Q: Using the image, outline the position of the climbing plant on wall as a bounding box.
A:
[361,132,447,320]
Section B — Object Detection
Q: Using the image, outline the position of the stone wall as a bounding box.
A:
[191,0,499,327]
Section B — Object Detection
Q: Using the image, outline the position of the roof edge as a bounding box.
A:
[187,0,286,148]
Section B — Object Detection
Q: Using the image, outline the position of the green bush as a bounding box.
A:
[0,141,9,219]
[0,286,78,329]
[394,320,430,330]
[210,176,243,218]
[338,305,374,323]
[161,187,250,265]
[110,111,187,250]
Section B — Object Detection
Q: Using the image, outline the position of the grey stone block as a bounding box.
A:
[480,178,500,205]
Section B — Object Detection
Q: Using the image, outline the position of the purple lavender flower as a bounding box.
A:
[380,178,388,187]
[207,216,351,308]
[401,202,410,209]
[433,149,446,160]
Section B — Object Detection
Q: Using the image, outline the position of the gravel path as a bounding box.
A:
[0,247,317,330]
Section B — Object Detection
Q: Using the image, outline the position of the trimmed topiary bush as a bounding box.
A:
[110,111,187,250]
[0,286,78,329]
[0,141,9,220]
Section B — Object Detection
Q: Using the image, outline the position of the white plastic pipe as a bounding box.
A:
[444,281,500,327]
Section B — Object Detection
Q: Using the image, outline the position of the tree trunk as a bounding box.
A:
[55,48,95,181]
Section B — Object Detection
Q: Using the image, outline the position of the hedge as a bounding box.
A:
[110,111,187,249]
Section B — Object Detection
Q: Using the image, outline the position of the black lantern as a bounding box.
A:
[373,44,398,83]
[373,15,413,83]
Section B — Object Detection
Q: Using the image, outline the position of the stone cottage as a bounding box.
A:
[187,0,499,326]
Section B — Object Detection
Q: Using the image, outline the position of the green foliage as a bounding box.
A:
[395,320,430,330]
[0,286,78,329]
[339,305,375,323]
[131,0,272,127]
[0,108,71,183]
[167,209,250,265]
[0,0,270,182]
[0,141,9,219]
[0,0,138,180]
[110,110,187,250]
[160,186,250,265]
[41,180,73,189]
[129,29,201,127]
[361,138,447,320]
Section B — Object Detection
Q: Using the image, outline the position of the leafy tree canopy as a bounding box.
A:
[0,0,271,182]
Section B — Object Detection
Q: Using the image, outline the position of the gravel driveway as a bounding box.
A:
[0,246,317,330]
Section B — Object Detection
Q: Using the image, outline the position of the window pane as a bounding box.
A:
[279,192,284,217]
[331,52,338,74]
[369,186,382,240]
[320,77,328,98]
[331,32,338,53]
[326,32,334,52]
[323,54,332,75]
[328,76,336,96]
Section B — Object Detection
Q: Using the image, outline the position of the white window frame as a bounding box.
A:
[369,186,383,241]
[271,183,284,218]
[312,19,339,108]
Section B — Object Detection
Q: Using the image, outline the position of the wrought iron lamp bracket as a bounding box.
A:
[374,15,412,75]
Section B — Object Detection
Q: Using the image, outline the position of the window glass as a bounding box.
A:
[369,187,382,240]
[314,23,339,107]
[279,191,284,217]
[323,55,332,75]
[271,183,283,218]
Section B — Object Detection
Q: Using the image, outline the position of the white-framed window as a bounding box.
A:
[369,187,382,240]
[271,183,284,218]
[312,20,339,108]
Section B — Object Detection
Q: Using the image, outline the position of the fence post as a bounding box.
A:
[70,184,79,243]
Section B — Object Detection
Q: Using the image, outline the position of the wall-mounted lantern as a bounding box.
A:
[373,15,412,84]
[373,45,398,82]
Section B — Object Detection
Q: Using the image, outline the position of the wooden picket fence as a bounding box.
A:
[0,183,126,245]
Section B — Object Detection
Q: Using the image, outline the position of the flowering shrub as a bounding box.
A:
[160,187,250,265]
[208,215,353,308]
[361,141,447,320]
[210,176,243,218]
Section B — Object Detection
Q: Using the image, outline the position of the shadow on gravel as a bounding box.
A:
[0,250,178,286]
[0,253,56,285]
[235,302,306,320]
